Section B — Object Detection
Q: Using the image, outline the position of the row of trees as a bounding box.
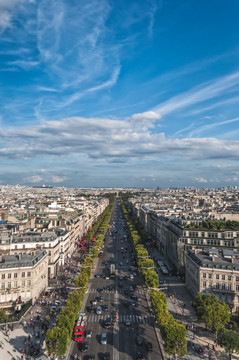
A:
[150,290,187,358]
[120,197,187,358]
[121,200,159,288]
[46,196,115,357]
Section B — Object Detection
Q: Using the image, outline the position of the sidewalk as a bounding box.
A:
[147,249,239,360]
[0,302,52,360]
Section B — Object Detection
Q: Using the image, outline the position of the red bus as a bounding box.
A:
[74,313,87,342]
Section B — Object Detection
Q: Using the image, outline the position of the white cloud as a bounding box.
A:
[37,86,59,92]
[51,176,68,183]
[24,175,43,183]
[0,115,239,165]
[154,71,239,116]
[87,66,121,93]
[194,177,208,183]
[0,0,20,34]
[131,111,161,120]
[8,59,39,69]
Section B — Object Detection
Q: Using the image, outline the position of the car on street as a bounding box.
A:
[103,319,111,328]
[101,333,107,345]
[136,335,143,346]
[125,318,131,326]
[145,341,153,351]
[102,304,108,311]
[102,352,110,360]
[136,351,144,360]
[87,306,95,313]
[86,330,92,338]
[96,306,102,315]
[79,342,88,352]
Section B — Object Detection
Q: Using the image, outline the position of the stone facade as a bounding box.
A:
[0,250,48,309]
[186,248,239,313]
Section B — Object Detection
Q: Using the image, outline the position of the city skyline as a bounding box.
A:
[0,0,239,188]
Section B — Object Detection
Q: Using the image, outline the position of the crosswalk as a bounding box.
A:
[86,314,153,324]
[86,288,144,294]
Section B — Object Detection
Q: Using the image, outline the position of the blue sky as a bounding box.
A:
[0,0,239,188]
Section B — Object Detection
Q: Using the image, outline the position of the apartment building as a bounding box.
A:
[0,250,48,309]
[186,248,239,313]
[0,229,68,278]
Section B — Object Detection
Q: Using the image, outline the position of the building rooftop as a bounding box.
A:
[187,248,239,270]
[0,249,47,269]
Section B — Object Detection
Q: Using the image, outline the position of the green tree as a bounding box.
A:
[0,308,7,321]
[202,298,230,336]
[143,269,159,288]
[218,330,239,360]
[164,322,187,358]
[56,314,72,337]
[75,272,89,289]
[46,327,69,356]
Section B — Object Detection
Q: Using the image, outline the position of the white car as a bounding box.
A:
[96,306,102,315]
[101,333,107,345]
[125,318,131,326]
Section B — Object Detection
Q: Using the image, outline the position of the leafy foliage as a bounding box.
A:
[149,290,187,357]
[0,308,7,321]
[218,330,239,358]
[193,293,230,336]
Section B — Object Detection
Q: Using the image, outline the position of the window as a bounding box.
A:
[222,275,225,280]
[27,280,31,287]
[203,273,206,278]
[1,283,5,290]
[14,273,17,278]
[228,284,232,291]
[228,276,232,281]
[13,281,17,288]
[21,281,25,287]
[236,276,239,282]
[222,284,225,290]
[22,272,25,277]
[236,285,239,291]
[1,274,5,279]
[209,282,212,288]
[208,274,212,279]
[216,283,220,289]
[27,272,31,277]
[8,273,11,279]
[203,281,206,288]
[7,282,11,289]
[216,274,219,279]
